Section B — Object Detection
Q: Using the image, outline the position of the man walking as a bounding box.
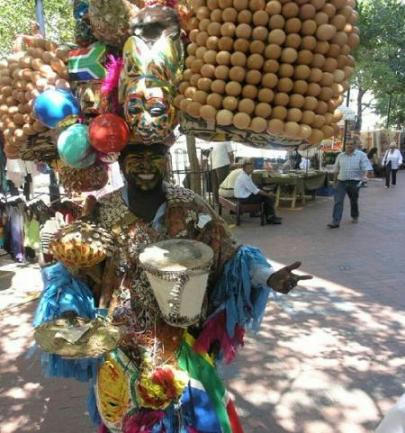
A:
[328,141,370,228]
[234,159,282,224]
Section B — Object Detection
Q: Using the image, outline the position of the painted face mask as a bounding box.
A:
[119,12,183,145]
[120,146,167,191]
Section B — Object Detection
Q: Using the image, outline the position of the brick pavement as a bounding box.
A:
[0,175,404,433]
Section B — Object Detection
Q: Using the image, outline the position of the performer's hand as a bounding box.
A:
[267,261,312,294]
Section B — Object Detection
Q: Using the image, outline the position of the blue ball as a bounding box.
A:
[57,124,95,168]
[34,89,80,129]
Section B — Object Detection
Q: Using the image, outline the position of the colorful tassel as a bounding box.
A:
[101,55,123,96]
[98,423,110,433]
[122,410,165,433]
[194,311,245,364]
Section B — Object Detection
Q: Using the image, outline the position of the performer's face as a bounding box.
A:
[120,146,167,191]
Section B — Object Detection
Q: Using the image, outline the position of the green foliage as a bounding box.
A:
[0,0,74,56]
[353,0,405,128]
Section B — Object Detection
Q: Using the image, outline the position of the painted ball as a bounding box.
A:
[89,114,129,153]
[57,124,94,168]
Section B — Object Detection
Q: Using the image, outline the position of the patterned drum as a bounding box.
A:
[139,239,214,328]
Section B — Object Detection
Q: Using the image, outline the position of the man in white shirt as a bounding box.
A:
[210,142,234,203]
[328,141,370,229]
[234,159,282,224]
[219,168,243,198]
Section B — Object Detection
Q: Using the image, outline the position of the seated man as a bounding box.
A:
[234,159,282,225]
[218,167,243,198]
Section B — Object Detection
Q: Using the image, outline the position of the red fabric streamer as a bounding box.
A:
[226,399,245,433]
[98,423,109,433]
[122,411,165,433]
[193,311,245,364]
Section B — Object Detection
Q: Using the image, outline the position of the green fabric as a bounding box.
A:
[177,337,231,433]
[24,218,40,249]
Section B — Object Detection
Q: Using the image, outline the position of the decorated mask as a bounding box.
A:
[119,8,183,145]
[119,145,167,190]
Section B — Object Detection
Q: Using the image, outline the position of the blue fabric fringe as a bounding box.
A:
[211,245,274,337]
[87,380,102,425]
[33,262,100,382]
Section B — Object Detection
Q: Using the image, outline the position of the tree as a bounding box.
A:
[352,0,405,130]
[0,0,74,55]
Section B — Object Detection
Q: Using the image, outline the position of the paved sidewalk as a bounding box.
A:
[1,175,404,433]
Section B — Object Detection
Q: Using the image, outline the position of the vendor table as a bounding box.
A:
[253,170,327,208]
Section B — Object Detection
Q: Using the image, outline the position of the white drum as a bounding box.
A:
[139,239,214,328]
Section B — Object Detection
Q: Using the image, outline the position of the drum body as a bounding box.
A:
[139,239,214,328]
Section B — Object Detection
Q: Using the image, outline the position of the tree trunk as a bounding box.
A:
[354,87,366,131]
[186,135,201,195]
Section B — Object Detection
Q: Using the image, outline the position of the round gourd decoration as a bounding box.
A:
[89,114,129,153]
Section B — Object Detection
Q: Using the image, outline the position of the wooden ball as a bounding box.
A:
[234,38,250,52]
[302,110,316,125]
[250,117,267,133]
[264,44,282,59]
[331,14,347,31]
[237,10,252,23]
[301,19,317,35]
[284,121,300,138]
[229,66,246,81]
[215,65,229,79]
[185,55,196,68]
[278,77,294,92]
[207,93,223,108]
[262,72,278,88]
[221,22,236,37]
[322,3,336,18]
[225,81,242,96]
[301,35,317,50]
[223,96,239,110]
[246,70,262,84]
[252,26,269,40]
[247,53,264,69]
[322,125,334,138]
[315,41,330,54]
[191,59,204,73]
[187,101,202,118]
[286,18,302,35]
[309,67,323,82]
[269,14,285,29]
[235,23,252,38]
[209,10,221,24]
[253,10,269,25]
[297,49,314,65]
[268,29,286,45]
[323,57,338,72]
[198,77,213,91]
[180,98,192,112]
[216,51,231,65]
[315,100,328,114]
[222,7,238,21]
[307,82,321,96]
[272,106,288,120]
[203,50,218,64]
[299,124,312,139]
[196,6,210,20]
[255,102,272,118]
[233,0,248,10]
[211,79,226,93]
[319,87,334,101]
[263,59,280,73]
[279,63,294,77]
[182,69,193,81]
[268,118,284,134]
[286,33,302,48]
[293,80,308,94]
[242,84,258,98]
[311,0,326,10]
[250,40,266,53]
[184,86,197,99]
[196,32,209,46]
[201,65,216,78]
[282,2,299,18]
[266,1,282,15]
[287,108,303,122]
[218,36,234,51]
[315,11,329,25]
[289,93,305,107]
[281,47,298,63]
[190,73,202,86]
[317,24,337,41]
[320,71,334,86]
[219,0,233,8]
[206,36,220,50]
[238,98,255,114]
[207,0,219,9]
[294,64,311,79]
[311,53,326,68]
[258,88,274,102]
[308,128,324,145]
[274,92,290,106]
[187,43,198,56]
[217,109,233,125]
[196,47,209,59]
[303,96,318,110]
[207,22,222,36]
[312,114,325,128]
[230,51,247,66]
[233,112,251,129]
[299,4,316,19]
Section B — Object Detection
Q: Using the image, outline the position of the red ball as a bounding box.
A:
[89,114,129,153]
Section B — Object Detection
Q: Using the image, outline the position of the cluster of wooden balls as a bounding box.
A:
[177,0,358,144]
[0,38,70,158]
